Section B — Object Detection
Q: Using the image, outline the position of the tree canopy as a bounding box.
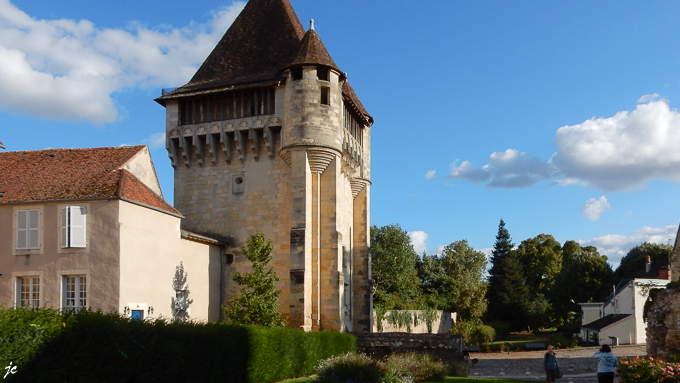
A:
[615,242,672,279]
[370,224,421,309]
[223,231,287,327]
[439,240,488,321]
[550,241,615,323]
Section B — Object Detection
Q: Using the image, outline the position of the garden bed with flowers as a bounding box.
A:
[619,356,680,383]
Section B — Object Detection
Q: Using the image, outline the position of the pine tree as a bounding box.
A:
[223,231,287,326]
[486,219,515,322]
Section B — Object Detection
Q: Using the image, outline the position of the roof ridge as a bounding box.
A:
[0,145,145,155]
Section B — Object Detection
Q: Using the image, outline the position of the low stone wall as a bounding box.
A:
[373,310,456,333]
[357,333,468,377]
[646,288,680,358]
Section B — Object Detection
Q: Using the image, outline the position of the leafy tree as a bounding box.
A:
[513,234,562,328]
[486,220,517,323]
[514,234,562,295]
[439,240,488,321]
[223,231,287,326]
[416,252,451,309]
[615,242,673,279]
[370,224,421,309]
[550,241,615,325]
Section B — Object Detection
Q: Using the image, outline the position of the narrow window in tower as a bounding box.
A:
[291,68,303,81]
[317,66,329,81]
[321,87,330,106]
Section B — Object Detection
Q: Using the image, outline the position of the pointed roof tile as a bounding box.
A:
[289,28,341,73]
[180,0,305,92]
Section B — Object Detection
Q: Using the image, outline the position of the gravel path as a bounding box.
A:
[467,345,646,382]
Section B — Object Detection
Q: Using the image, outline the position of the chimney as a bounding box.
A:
[660,267,671,280]
[646,255,652,273]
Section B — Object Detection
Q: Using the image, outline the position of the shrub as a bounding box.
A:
[549,333,580,349]
[4,308,355,383]
[0,307,63,368]
[485,320,510,338]
[385,353,446,382]
[618,356,680,383]
[315,353,386,383]
[315,352,446,383]
[450,321,495,345]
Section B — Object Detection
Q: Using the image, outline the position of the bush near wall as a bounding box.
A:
[0,309,355,383]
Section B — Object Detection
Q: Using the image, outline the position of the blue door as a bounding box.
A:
[131,310,144,321]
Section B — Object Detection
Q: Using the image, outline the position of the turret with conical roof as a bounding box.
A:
[157,0,373,333]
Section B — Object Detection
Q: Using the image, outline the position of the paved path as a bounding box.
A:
[467,345,646,382]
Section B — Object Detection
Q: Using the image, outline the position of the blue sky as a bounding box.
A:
[2,0,680,268]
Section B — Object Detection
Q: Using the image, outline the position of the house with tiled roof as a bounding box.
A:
[0,146,223,321]
[156,0,373,332]
[578,257,671,345]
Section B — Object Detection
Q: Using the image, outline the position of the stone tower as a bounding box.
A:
[156,0,373,332]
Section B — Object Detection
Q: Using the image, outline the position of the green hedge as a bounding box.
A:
[0,309,355,383]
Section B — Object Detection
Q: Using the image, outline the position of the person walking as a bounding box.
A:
[593,344,618,383]
[543,344,558,383]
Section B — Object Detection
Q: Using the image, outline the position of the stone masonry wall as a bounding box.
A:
[646,288,680,358]
[373,310,456,334]
[357,333,468,377]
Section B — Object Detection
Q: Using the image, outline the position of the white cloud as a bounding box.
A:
[0,0,245,125]
[425,170,436,179]
[578,224,677,266]
[449,149,555,188]
[408,231,429,255]
[433,245,446,256]
[437,96,680,191]
[143,132,166,149]
[581,196,611,221]
[637,93,662,104]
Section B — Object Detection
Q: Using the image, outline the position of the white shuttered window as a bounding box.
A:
[61,206,87,248]
[16,209,40,250]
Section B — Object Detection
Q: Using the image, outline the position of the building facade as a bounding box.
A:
[156,0,373,332]
[0,146,223,322]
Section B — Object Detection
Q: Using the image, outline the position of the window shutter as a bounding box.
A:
[61,207,69,248]
[28,210,40,249]
[69,206,87,248]
[16,210,28,249]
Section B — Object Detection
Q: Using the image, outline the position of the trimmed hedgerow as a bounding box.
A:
[1,308,355,383]
[0,307,63,369]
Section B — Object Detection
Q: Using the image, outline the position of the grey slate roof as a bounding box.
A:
[582,314,633,331]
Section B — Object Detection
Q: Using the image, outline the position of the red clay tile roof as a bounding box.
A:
[0,146,180,216]
[117,169,181,215]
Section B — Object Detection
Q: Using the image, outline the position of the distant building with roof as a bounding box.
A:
[579,257,671,345]
[0,146,223,321]
[155,0,373,332]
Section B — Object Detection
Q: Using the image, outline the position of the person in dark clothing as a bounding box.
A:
[543,344,558,383]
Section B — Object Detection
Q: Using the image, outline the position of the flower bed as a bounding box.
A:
[618,356,680,383]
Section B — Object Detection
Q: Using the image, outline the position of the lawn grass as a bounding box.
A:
[277,377,316,383]
[438,378,532,383]
[485,330,556,350]
[279,376,532,383]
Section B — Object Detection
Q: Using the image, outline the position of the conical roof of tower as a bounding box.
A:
[173,0,305,93]
[288,27,341,74]
[156,0,373,126]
